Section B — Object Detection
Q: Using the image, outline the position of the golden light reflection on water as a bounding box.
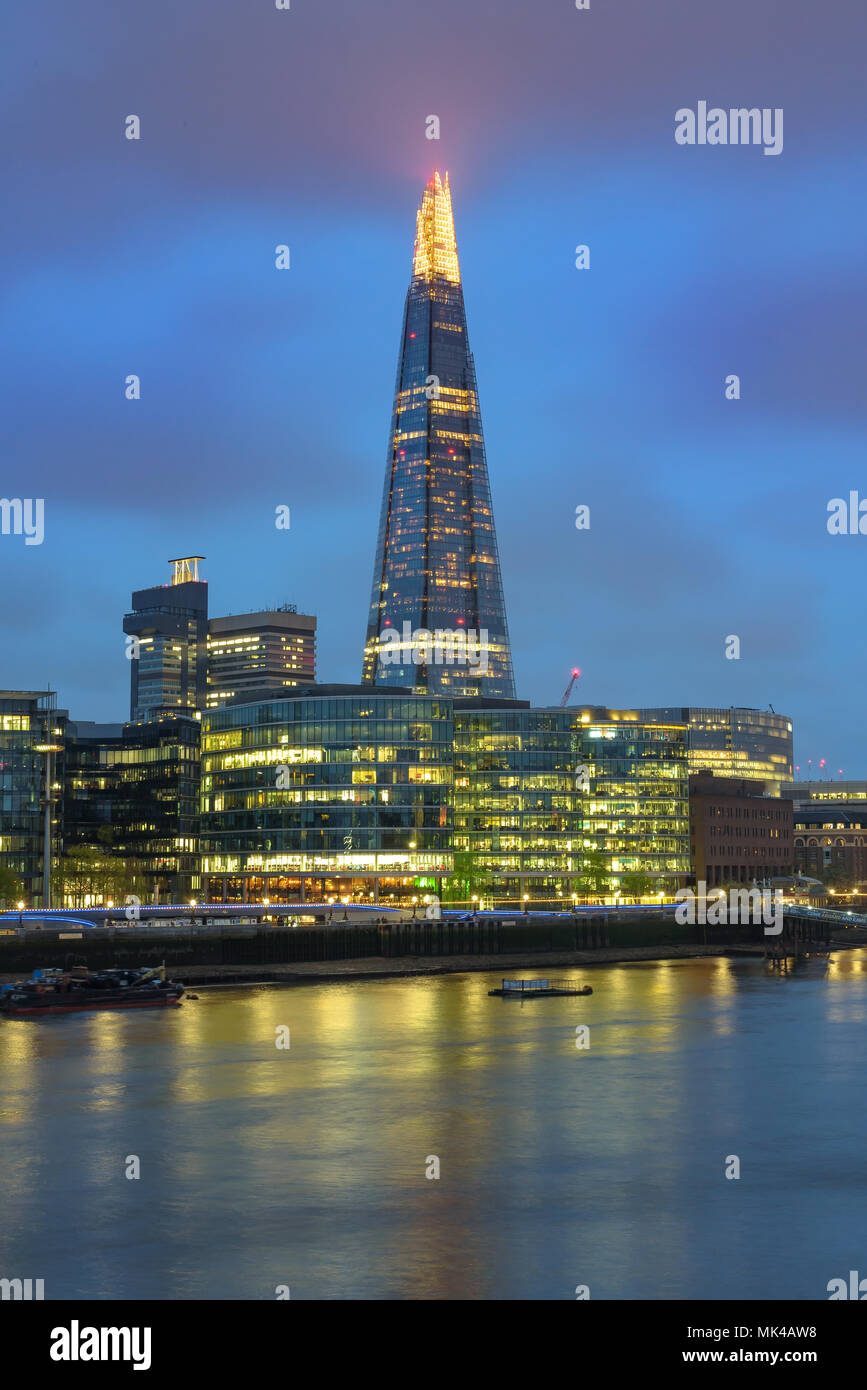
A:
[829,952,867,979]
[0,1020,38,1126]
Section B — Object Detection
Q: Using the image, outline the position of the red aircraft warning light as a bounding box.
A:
[560,668,582,707]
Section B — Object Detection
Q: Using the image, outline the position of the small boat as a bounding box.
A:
[0,964,184,1016]
[488,978,593,998]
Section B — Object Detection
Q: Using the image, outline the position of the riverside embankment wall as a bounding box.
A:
[0,913,778,974]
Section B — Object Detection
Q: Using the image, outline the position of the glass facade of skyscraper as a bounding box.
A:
[573,713,690,896]
[641,706,793,795]
[200,688,453,903]
[452,705,582,904]
[0,690,67,907]
[198,693,689,908]
[451,706,690,907]
[63,716,202,902]
[362,172,515,699]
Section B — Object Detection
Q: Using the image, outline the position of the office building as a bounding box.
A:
[783,781,867,885]
[200,693,690,907]
[207,607,316,708]
[452,701,583,905]
[572,709,690,897]
[0,690,67,907]
[361,172,515,699]
[123,557,208,721]
[63,716,201,902]
[641,706,793,795]
[200,686,452,904]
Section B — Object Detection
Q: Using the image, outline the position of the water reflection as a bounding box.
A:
[1,951,866,1300]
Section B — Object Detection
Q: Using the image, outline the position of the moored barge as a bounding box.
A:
[488,978,593,998]
[0,964,184,1016]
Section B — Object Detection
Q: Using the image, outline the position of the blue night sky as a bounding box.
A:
[1,1,865,773]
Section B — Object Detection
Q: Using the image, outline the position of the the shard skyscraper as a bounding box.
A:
[361,171,516,698]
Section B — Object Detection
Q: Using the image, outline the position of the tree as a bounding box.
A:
[0,865,24,908]
[618,871,656,902]
[819,861,856,892]
[54,846,138,907]
[441,850,475,905]
[575,848,613,900]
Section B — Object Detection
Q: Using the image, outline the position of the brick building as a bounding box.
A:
[689,772,793,886]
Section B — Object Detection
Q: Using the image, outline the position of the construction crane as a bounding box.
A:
[560,667,581,707]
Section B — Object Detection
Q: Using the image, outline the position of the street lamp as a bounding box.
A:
[33,741,63,910]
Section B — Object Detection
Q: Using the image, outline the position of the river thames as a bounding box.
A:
[1,952,866,1300]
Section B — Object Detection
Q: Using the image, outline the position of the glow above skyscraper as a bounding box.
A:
[362,172,516,698]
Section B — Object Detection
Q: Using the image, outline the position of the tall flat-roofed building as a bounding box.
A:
[207,607,316,709]
[123,557,208,721]
[641,707,793,795]
[63,716,201,902]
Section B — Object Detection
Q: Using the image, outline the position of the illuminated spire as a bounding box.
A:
[412,170,461,284]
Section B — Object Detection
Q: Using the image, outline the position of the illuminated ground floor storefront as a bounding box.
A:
[201,871,678,910]
[204,873,444,908]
